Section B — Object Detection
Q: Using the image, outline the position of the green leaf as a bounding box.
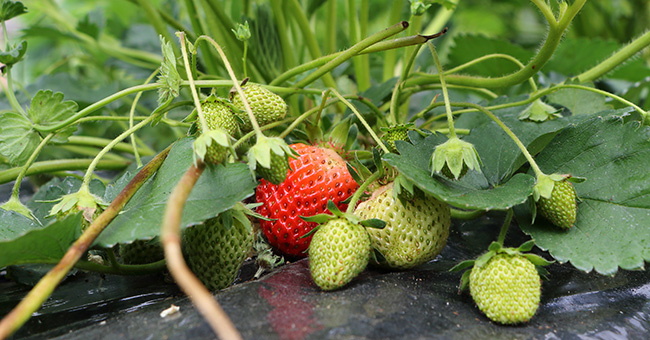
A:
[0,112,39,166]
[383,133,535,211]
[95,137,256,247]
[0,209,42,242]
[300,214,333,224]
[446,34,534,77]
[29,90,78,136]
[0,1,27,22]
[0,40,26,67]
[546,83,612,116]
[0,213,80,268]
[517,115,650,275]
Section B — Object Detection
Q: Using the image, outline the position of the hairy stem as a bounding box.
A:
[577,30,650,83]
[428,42,457,138]
[8,134,54,198]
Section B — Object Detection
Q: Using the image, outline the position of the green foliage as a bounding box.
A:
[0,0,27,22]
[517,115,650,275]
[95,138,256,247]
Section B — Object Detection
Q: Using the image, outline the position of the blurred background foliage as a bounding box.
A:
[3,0,649,153]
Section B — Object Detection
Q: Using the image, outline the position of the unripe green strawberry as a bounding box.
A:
[201,96,240,165]
[119,238,164,265]
[469,253,541,324]
[256,150,289,185]
[230,84,287,132]
[308,218,371,291]
[382,125,410,154]
[441,163,468,180]
[536,179,577,229]
[355,182,451,269]
[183,213,254,291]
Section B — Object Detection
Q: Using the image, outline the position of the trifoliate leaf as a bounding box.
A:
[0,1,27,22]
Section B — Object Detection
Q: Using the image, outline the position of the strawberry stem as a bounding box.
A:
[346,170,383,214]
[497,209,514,246]
[129,69,160,168]
[454,101,545,178]
[428,42,457,138]
[177,32,209,133]
[7,134,54,200]
[330,89,390,154]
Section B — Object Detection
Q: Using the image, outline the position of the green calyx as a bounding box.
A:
[451,240,553,292]
[430,136,482,180]
[1,196,35,219]
[518,98,561,122]
[533,173,583,229]
[48,185,106,226]
[247,135,295,183]
[301,200,387,238]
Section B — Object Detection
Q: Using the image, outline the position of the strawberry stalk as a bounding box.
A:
[346,171,383,214]
[496,209,515,246]
[0,145,172,339]
[330,89,390,154]
[428,42,457,139]
[160,161,243,340]
[129,69,161,167]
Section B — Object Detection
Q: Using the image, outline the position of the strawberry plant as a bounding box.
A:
[0,0,649,338]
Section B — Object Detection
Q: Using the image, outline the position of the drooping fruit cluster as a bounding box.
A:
[183,209,254,291]
[256,143,359,257]
[119,238,164,265]
[355,182,451,269]
[308,218,371,290]
[536,179,577,229]
[469,253,541,324]
[230,84,288,133]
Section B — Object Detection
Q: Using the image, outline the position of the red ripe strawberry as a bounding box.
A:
[256,143,359,257]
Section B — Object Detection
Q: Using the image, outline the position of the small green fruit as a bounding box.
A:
[256,149,290,185]
[355,183,451,269]
[469,254,541,324]
[230,84,287,132]
[537,179,577,229]
[308,218,371,291]
[201,96,239,165]
[119,238,164,265]
[183,213,254,291]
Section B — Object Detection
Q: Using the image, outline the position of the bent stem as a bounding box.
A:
[161,162,243,340]
[7,134,54,200]
[0,145,172,339]
[330,89,390,154]
[455,102,544,178]
[346,171,383,214]
[129,69,160,167]
[428,42,457,138]
[80,111,160,190]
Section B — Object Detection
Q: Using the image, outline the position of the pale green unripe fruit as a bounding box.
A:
[309,218,371,291]
[469,254,541,324]
[355,183,451,269]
